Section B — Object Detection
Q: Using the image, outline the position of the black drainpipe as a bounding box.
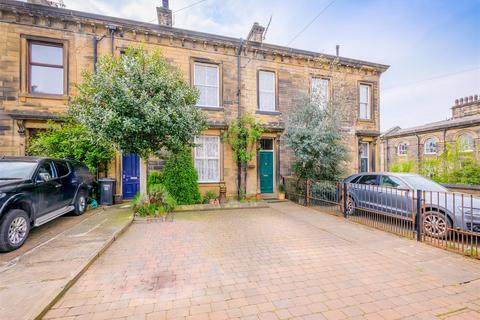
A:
[93,26,116,73]
[93,34,106,73]
[236,39,244,200]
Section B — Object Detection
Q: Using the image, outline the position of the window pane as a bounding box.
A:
[31,43,63,65]
[207,159,219,181]
[259,71,274,91]
[260,92,275,111]
[359,103,369,119]
[30,66,64,95]
[206,66,218,86]
[194,64,206,86]
[197,86,207,106]
[206,86,218,106]
[195,137,205,157]
[360,85,369,103]
[459,134,474,151]
[206,137,219,157]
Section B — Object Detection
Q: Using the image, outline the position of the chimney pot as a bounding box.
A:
[162,0,169,8]
[336,45,340,57]
[247,22,265,42]
[460,98,464,104]
[455,99,459,105]
[469,95,473,102]
[475,94,478,101]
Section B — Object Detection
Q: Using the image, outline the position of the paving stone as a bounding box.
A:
[44,203,480,320]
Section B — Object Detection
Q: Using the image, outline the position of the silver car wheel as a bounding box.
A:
[424,212,447,238]
[78,195,86,212]
[8,216,28,245]
[345,197,355,215]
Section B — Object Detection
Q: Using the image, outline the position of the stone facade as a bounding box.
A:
[380,95,480,171]
[0,0,388,199]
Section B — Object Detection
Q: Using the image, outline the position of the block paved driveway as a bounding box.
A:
[45,202,480,320]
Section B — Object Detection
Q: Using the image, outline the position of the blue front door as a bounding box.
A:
[122,154,140,199]
[259,151,274,193]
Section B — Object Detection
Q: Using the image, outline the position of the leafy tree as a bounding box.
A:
[28,121,115,175]
[69,46,206,159]
[224,113,264,198]
[390,142,480,185]
[159,148,202,205]
[390,158,417,173]
[285,100,348,182]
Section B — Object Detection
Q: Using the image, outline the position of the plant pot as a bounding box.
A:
[209,199,220,205]
[256,193,262,200]
[278,192,285,200]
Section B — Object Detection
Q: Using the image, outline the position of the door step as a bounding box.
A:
[34,206,74,227]
[264,199,288,203]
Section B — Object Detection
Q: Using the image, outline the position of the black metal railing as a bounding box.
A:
[284,177,480,259]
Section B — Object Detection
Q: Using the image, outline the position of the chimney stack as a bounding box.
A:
[247,22,265,42]
[156,0,172,27]
[336,45,340,57]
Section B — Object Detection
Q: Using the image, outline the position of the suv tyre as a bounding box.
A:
[0,209,30,252]
[73,190,87,216]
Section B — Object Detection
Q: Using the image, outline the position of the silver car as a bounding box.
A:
[343,172,480,238]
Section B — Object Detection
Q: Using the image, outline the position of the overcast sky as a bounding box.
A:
[61,0,480,131]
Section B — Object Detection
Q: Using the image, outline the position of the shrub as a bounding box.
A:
[147,171,162,191]
[278,183,285,193]
[28,121,115,175]
[132,184,176,217]
[390,158,416,173]
[160,148,202,205]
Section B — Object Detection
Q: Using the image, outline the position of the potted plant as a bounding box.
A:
[204,191,219,205]
[278,183,285,200]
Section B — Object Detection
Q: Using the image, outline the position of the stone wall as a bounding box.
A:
[0,0,387,198]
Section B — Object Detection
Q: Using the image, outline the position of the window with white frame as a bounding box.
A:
[311,78,329,109]
[359,84,371,120]
[194,136,220,182]
[458,133,474,152]
[194,63,219,107]
[258,70,276,111]
[397,143,408,156]
[424,138,437,154]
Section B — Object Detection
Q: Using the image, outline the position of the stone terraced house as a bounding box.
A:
[0,0,389,200]
[380,95,480,171]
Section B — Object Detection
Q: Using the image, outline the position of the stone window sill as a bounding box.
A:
[256,110,282,115]
[197,106,224,111]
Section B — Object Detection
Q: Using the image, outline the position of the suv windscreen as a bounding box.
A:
[0,161,37,180]
[357,175,378,185]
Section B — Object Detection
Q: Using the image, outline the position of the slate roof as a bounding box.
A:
[382,115,480,138]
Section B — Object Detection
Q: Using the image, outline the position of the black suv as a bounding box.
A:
[0,157,93,252]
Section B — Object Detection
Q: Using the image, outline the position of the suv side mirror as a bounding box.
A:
[36,173,51,183]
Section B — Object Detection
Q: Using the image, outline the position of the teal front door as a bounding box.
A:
[259,151,274,193]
